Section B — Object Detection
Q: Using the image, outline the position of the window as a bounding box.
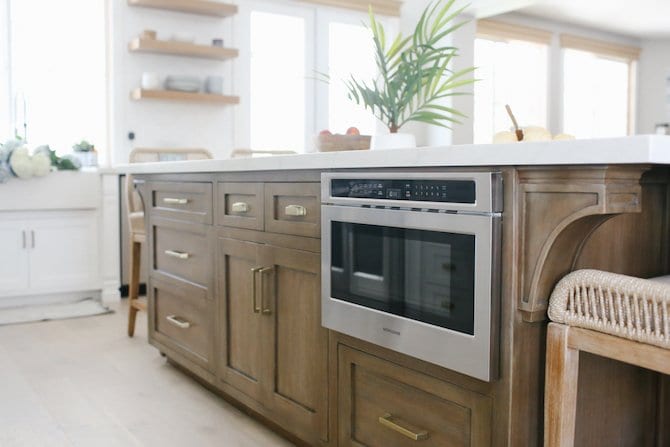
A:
[6,0,106,156]
[561,35,639,139]
[473,21,550,144]
[240,1,397,153]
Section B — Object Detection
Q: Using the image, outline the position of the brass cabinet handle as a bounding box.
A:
[163,197,189,205]
[22,230,26,249]
[166,315,191,329]
[259,266,274,315]
[164,249,190,260]
[250,267,263,314]
[31,230,35,248]
[284,204,307,217]
[378,413,429,441]
[231,202,250,213]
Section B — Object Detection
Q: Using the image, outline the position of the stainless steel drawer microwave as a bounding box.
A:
[321,172,502,381]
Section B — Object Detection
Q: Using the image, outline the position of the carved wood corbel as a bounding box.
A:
[516,166,651,322]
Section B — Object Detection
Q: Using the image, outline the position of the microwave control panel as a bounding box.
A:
[331,179,476,204]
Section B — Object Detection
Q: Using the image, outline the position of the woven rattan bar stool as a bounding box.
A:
[544,269,670,447]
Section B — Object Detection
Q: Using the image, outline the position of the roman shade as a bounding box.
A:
[297,0,402,16]
[476,19,552,45]
[560,34,640,61]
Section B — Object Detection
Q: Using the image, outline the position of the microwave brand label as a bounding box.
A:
[382,327,401,336]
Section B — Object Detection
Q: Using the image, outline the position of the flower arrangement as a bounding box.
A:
[0,138,81,183]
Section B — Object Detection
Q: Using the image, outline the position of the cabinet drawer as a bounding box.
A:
[264,183,320,238]
[152,220,211,289]
[216,182,264,230]
[338,346,492,447]
[149,181,213,224]
[151,276,213,370]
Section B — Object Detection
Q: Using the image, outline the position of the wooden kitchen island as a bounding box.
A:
[122,136,670,446]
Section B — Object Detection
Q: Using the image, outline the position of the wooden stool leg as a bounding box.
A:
[127,240,142,337]
[545,323,580,447]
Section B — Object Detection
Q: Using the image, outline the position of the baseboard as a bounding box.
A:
[0,290,102,309]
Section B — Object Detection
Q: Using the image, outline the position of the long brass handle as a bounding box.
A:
[163,197,189,205]
[284,204,307,217]
[31,230,35,248]
[259,266,274,315]
[378,414,429,441]
[164,249,190,260]
[22,230,26,249]
[166,315,191,329]
[231,202,249,213]
[250,267,263,314]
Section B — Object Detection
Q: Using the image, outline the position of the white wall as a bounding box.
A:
[637,39,670,134]
[109,2,236,165]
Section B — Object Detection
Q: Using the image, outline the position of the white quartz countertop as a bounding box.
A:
[115,135,670,175]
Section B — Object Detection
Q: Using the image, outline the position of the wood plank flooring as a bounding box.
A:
[0,300,294,447]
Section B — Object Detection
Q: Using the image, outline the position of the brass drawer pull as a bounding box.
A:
[250,267,263,314]
[379,413,429,441]
[166,315,191,329]
[163,197,189,205]
[231,202,250,213]
[164,249,190,260]
[259,266,274,315]
[284,204,307,217]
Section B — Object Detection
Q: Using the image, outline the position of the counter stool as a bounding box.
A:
[544,269,670,446]
[126,148,212,337]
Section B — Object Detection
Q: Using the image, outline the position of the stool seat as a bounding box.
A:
[544,269,670,447]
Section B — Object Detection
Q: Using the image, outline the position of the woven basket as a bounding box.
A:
[548,269,670,349]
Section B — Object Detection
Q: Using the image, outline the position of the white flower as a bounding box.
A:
[9,146,33,179]
[32,152,52,177]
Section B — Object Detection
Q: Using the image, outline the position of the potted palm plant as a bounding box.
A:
[344,0,475,149]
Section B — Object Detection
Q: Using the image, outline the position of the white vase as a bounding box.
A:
[370,132,416,150]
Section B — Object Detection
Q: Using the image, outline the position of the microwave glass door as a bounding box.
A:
[330,221,476,335]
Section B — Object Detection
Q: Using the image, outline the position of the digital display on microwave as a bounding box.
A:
[330,221,476,335]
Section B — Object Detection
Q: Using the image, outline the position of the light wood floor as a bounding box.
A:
[0,299,294,447]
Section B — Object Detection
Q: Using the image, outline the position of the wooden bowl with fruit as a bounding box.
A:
[316,127,371,152]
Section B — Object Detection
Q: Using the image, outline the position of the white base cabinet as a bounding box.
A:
[0,211,101,299]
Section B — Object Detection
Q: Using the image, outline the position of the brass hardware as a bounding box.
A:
[250,267,263,313]
[166,315,191,329]
[378,413,429,441]
[284,204,307,217]
[22,230,26,249]
[259,266,274,315]
[164,249,190,260]
[163,197,189,205]
[231,201,250,213]
[31,230,35,248]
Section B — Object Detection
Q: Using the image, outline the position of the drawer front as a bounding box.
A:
[339,346,492,447]
[150,276,213,370]
[264,183,320,238]
[149,181,213,224]
[152,220,211,289]
[216,182,264,230]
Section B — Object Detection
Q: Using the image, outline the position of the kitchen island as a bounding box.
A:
[121,136,670,447]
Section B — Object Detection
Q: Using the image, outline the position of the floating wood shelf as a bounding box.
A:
[131,88,240,105]
[127,0,237,17]
[129,37,238,60]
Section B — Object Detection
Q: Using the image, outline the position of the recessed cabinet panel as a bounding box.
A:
[261,244,328,443]
[152,219,211,290]
[152,275,212,370]
[339,345,492,447]
[264,183,320,238]
[149,181,213,224]
[0,220,30,294]
[217,237,265,402]
[216,182,264,230]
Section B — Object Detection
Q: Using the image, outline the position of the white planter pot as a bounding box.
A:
[72,152,98,167]
[370,132,416,150]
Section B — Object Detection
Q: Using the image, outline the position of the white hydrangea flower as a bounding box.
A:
[32,152,52,177]
[9,146,33,179]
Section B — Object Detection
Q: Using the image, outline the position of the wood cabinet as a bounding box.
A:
[338,345,492,447]
[0,211,100,299]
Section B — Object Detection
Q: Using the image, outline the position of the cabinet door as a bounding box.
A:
[29,212,100,293]
[217,237,266,402]
[0,220,30,294]
[259,244,328,444]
